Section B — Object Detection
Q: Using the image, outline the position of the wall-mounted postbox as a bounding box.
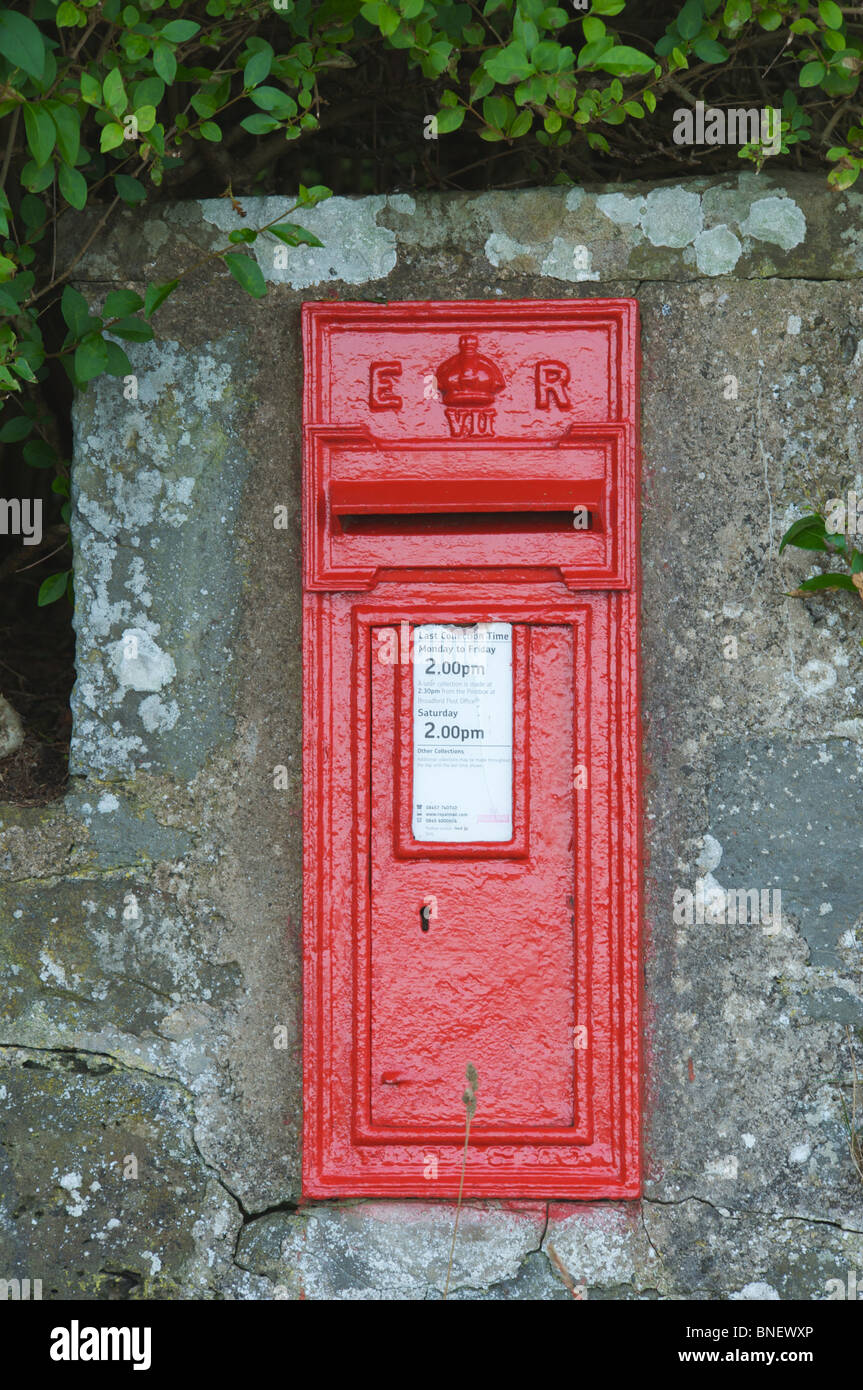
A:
[302,300,641,1198]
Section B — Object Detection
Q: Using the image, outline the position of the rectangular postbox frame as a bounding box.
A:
[302,299,641,1199]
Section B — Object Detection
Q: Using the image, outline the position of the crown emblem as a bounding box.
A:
[435,334,505,409]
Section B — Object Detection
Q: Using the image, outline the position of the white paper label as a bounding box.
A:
[412,623,513,842]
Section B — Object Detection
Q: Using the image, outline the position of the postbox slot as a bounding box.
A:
[338,509,593,535]
[329,478,603,536]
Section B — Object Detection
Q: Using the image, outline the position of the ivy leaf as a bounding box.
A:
[80,72,102,106]
[104,289,145,318]
[269,222,323,247]
[250,86,297,116]
[103,67,127,116]
[23,438,55,468]
[435,106,464,134]
[58,162,87,209]
[38,572,70,607]
[0,11,47,81]
[74,333,109,383]
[100,123,125,154]
[778,514,828,552]
[677,0,704,40]
[49,103,81,165]
[0,415,33,443]
[244,44,274,88]
[799,61,826,87]
[60,285,91,338]
[484,42,533,83]
[158,19,201,42]
[153,40,177,84]
[104,339,133,377]
[240,113,281,135]
[143,279,179,319]
[224,252,267,298]
[595,45,655,75]
[114,174,146,205]
[819,0,844,29]
[791,573,857,593]
[108,316,154,341]
[23,104,56,168]
[297,184,331,206]
[693,38,729,63]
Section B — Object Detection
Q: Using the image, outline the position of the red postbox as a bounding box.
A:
[302,300,641,1198]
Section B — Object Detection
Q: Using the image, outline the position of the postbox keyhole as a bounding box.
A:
[420,904,432,932]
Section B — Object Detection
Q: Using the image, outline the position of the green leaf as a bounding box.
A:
[58,162,87,209]
[100,122,125,153]
[240,113,281,135]
[23,438,55,468]
[819,0,844,29]
[200,121,221,141]
[104,289,144,318]
[134,104,156,132]
[583,16,606,43]
[677,0,704,40]
[23,105,56,168]
[38,572,70,607]
[143,279,178,319]
[693,38,729,63]
[244,44,274,88]
[483,94,512,129]
[778,514,827,552]
[484,42,533,83]
[792,573,857,593]
[80,72,102,105]
[75,334,109,383]
[0,415,33,443]
[11,357,37,383]
[20,194,46,229]
[250,86,297,115]
[799,61,826,87]
[60,285,91,338]
[57,2,82,26]
[114,174,146,205]
[435,106,464,134]
[108,316,153,341]
[228,228,257,243]
[49,103,81,165]
[158,19,201,42]
[224,252,267,298]
[595,45,656,75]
[297,184,331,206]
[103,67,127,116]
[0,11,46,81]
[132,77,164,108]
[104,339,132,377]
[153,40,177,84]
[269,222,323,247]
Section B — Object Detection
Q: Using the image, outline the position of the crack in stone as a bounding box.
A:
[643,1192,863,1235]
[0,1041,193,1092]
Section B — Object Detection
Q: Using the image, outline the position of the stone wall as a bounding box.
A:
[1,171,862,1299]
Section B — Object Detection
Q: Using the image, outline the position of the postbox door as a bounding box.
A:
[369,622,579,1131]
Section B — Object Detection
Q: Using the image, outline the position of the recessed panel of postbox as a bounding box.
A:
[369,622,577,1130]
